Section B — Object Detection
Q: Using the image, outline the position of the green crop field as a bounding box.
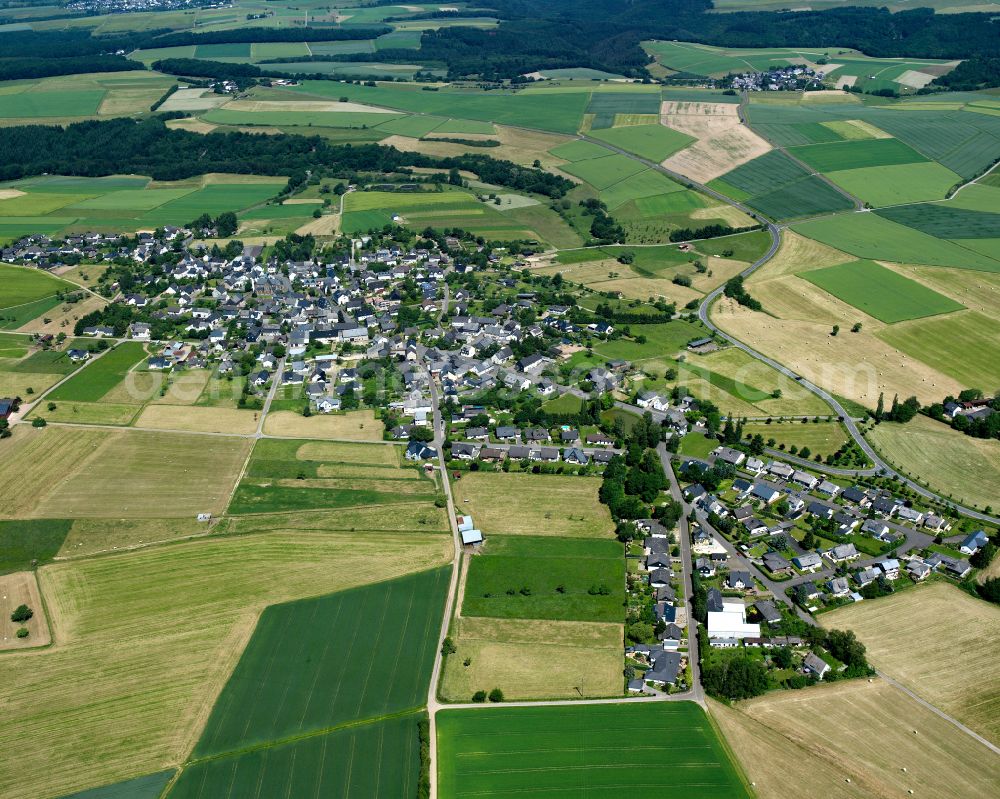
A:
[228,438,436,514]
[589,123,694,161]
[710,150,853,220]
[789,137,928,171]
[433,118,496,134]
[373,114,448,137]
[826,162,962,206]
[462,535,624,623]
[0,175,285,242]
[0,264,76,326]
[793,213,1000,272]
[560,154,646,190]
[550,139,615,162]
[286,81,589,134]
[46,343,148,402]
[801,259,965,323]
[437,702,752,799]
[169,716,421,799]
[0,89,105,118]
[62,771,175,799]
[192,567,449,757]
[0,518,72,574]
[202,108,405,128]
[876,203,1000,239]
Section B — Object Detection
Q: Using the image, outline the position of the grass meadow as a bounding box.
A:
[437,702,752,799]
[462,535,625,623]
[46,342,148,402]
[0,264,78,327]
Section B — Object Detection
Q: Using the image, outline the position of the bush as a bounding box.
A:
[16,627,29,639]
[488,687,504,703]
[472,690,487,702]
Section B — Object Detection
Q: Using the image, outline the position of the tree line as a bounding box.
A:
[0,116,572,199]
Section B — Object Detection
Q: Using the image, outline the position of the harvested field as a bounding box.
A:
[19,429,251,519]
[0,571,50,650]
[44,401,142,426]
[866,413,1000,509]
[16,293,106,336]
[711,296,963,405]
[822,582,1000,743]
[450,472,613,538]
[440,616,623,701]
[262,409,383,440]
[134,405,259,435]
[0,530,451,799]
[295,440,400,466]
[708,698,875,799]
[747,229,851,279]
[57,517,221,559]
[660,100,771,183]
[737,679,1000,799]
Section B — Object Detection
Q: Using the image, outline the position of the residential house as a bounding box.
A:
[803,652,830,679]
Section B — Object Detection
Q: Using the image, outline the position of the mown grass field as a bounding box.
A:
[228,437,434,515]
[193,567,449,757]
[801,259,965,323]
[450,472,613,537]
[742,420,850,458]
[0,264,77,328]
[876,309,1000,390]
[437,702,752,799]
[866,414,1000,509]
[462,535,624,623]
[822,582,1000,743]
[440,617,622,701]
[0,528,452,799]
[169,715,421,799]
[826,161,962,206]
[729,679,1000,799]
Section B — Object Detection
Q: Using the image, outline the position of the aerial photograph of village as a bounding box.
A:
[0,0,997,797]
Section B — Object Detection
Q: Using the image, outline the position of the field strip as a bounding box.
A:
[183,706,425,767]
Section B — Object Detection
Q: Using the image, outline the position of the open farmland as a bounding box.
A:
[462,535,624,623]
[0,72,176,123]
[46,342,147,402]
[710,150,854,220]
[0,426,250,519]
[261,408,384,440]
[588,123,694,161]
[866,414,1000,509]
[0,264,78,328]
[822,582,1000,743]
[660,100,772,183]
[801,259,965,323]
[192,567,449,757]
[168,715,422,799]
[440,616,622,701]
[0,530,452,799]
[0,571,50,649]
[793,213,1000,271]
[0,174,286,243]
[450,472,613,537]
[228,437,435,515]
[720,679,1000,799]
[437,702,751,799]
[742,420,850,458]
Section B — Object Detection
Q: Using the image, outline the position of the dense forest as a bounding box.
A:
[0,55,143,81]
[0,116,574,197]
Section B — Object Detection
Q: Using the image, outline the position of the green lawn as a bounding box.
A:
[800,259,965,323]
[47,342,148,403]
[462,535,624,623]
[437,702,752,799]
[678,432,718,458]
[192,567,449,757]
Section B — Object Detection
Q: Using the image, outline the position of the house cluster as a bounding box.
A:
[443,416,618,466]
[629,519,688,690]
[728,65,824,92]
